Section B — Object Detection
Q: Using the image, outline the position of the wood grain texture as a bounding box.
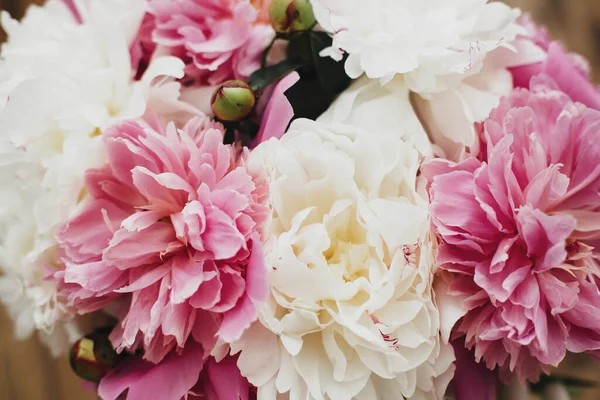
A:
[0,0,599,399]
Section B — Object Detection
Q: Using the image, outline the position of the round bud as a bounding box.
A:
[210,80,256,122]
[269,0,316,33]
[69,328,120,383]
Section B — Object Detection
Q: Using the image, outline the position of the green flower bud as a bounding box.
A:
[210,80,256,122]
[69,328,120,383]
[269,0,316,33]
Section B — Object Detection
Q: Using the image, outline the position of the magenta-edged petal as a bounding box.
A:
[98,341,207,400]
[452,341,497,400]
[191,311,220,354]
[253,72,300,147]
[205,356,251,400]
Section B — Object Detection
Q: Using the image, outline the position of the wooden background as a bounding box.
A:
[0,0,600,399]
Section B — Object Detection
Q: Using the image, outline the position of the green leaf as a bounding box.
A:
[248,59,306,91]
[284,73,334,121]
[309,31,351,96]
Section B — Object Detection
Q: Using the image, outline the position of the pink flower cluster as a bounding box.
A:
[55,118,270,363]
[143,0,274,84]
[425,80,600,382]
[512,16,600,110]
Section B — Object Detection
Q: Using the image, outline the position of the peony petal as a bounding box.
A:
[98,341,206,400]
[253,72,300,146]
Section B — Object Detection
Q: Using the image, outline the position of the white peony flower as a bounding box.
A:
[410,37,546,160]
[233,119,455,400]
[318,46,546,161]
[0,0,186,351]
[317,76,433,157]
[311,0,523,93]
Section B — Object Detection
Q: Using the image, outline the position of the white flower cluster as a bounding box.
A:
[0,0,184,352]
[234,119,454,399]
[311,0,523,93]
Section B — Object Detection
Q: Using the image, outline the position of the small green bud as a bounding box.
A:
[269,0,316,33]
[210,80,256,122]
[69,328,120,383]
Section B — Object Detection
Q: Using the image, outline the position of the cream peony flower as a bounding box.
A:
[0,0,186,352]
[317,76,433,157]
[233,119,455,400]
[318,51,546,162]
[311,0,523,93]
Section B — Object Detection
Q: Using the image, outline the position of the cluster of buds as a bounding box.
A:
[209,0,316,123]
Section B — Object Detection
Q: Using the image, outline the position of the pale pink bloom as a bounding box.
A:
[145,0,274,85]
[99,342,253,400]
[55,119,270,362]
[511,15,600,110]
[424,82,600,383]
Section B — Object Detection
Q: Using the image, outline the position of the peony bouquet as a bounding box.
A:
[1,0,599,399]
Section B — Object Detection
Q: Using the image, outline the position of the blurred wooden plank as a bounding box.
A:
[0,307,95,400]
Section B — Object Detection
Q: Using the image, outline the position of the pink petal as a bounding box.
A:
[210,267,245,312]
[253,72,300,146]
[104,222,180,270]
[245,236,268,303]
[203,206,246,260]
[452,341,498,400]
[132,167,194,212]
[170,254,208,304]
[57,199,129,263]
[189,261,222,309]
[205,356,250,400]
[98,341,206,400]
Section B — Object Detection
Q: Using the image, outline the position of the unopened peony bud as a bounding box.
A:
[69,328,119,383]
[210,80,256,122]
[269,0,316,33]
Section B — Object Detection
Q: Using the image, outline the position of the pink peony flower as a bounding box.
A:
[511,16,600,110]
[424,82,600,383]
[99,342,254,400]
[144,0,274,85]
[55,118,270,363]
